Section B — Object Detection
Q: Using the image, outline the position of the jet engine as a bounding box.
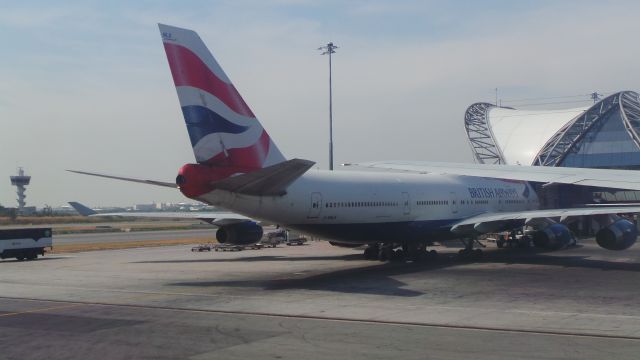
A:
[532,223,573,250]
[216,222,264,245]
[596,219,638,250]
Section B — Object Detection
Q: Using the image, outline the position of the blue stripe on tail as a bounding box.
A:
[181,105,250,147]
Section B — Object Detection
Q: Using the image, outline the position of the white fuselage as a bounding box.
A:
[194,169,540,244]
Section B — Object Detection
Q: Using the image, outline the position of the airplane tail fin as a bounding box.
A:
[159,24,285,171]
[68,201,98,216]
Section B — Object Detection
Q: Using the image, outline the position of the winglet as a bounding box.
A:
[68,202,98,216]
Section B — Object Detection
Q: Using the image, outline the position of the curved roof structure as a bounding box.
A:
[464,91,640,169]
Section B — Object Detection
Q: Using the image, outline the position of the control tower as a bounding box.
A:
[10,167,31,212]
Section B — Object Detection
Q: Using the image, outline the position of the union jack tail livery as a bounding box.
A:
[159,24,285,171]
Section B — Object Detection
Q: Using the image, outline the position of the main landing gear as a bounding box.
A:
[363,242,438,262]
[457,238,484,261]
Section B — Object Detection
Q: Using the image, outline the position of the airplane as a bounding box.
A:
[68,201,251,224]
[69,24,640,261]
[68,201,271,246]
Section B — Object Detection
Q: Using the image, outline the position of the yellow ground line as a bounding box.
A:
[0,303,85,318]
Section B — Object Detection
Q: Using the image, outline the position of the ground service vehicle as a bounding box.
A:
[0,228,52,261]
[286,235,308,246]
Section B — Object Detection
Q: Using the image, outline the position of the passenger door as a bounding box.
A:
[449,191,459,215]
[308,192,323,219]
[402,192,411,215]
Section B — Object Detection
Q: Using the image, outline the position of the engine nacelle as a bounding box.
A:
[596,219,638,250]
[532,223,573,250]
[216,222,263,245]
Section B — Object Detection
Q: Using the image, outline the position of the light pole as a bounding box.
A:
[318,42,338,170]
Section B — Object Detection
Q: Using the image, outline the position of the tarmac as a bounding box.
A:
[1,237,639,359]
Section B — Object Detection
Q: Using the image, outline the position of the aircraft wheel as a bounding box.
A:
[391,249,404,262]
[378,246,392,262]
[363,247,376,260]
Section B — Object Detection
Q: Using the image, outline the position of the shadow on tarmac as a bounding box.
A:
[164,246,640,297]
[135,254,365,264]
[169,261,428,297]
[139,245,640,273]
[0,256,69,265]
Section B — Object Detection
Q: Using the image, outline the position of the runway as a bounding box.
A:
[1,237,639,359]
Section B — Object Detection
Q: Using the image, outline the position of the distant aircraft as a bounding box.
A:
[67,201,259,245]
[69,24,640,261]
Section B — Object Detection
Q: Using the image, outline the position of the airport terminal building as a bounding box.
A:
[464,91,640,206]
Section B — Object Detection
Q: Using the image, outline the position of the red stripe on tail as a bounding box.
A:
[203,130,271,169]
[164,42,255,118]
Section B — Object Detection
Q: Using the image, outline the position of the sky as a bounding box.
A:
[2,0,640,208]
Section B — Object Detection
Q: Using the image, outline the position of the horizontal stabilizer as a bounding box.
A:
[213,158,315,196]
[67,170,176,188]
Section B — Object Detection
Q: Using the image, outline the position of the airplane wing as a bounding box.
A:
[450,206,640,234]
[348,161,640,191]
[68,202,251,226]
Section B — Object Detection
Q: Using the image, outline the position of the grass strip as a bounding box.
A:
[49,238,215,254]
